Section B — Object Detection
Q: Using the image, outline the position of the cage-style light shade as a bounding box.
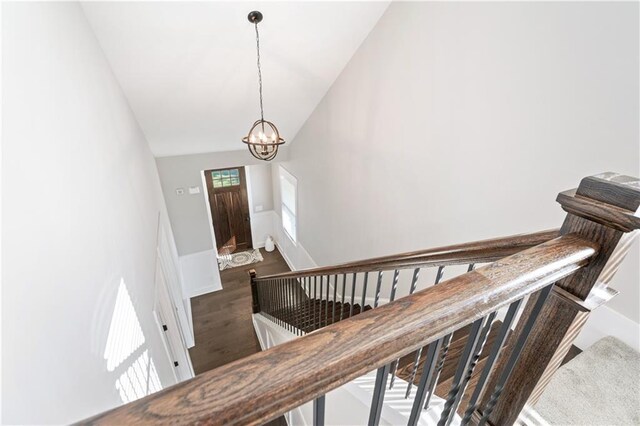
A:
[242,119,285,161]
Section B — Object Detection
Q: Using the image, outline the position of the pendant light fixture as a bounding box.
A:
[242,11,285,161]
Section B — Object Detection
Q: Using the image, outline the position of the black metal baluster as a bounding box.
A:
[461,300,522,425]
[388,269,400,389]
[271,280,280,325]
[299,277,304,335]
[279,279,283,325]
[285,279,292,332]
[293,278,298,334]
[424,332,453,410]
[368,364,391,426]
[269,279,274,320]
[266,280,271,320]
[264,282,268,318]
[332,274,338,324]
[389,269,400,302]
[302,277,311,334]
[317,275,322,330]
[273,279,278,325]
[478,285,553,425]
[318,275,324,327]
[313,395,325,426]
[282,278,287,330]
[447,313,497,410]
[360,271,369,311]
[467,263,475,272]
[340,274,346,320]
[298,277,303,331]
[406,267,443,398]
[409,268,421,294]
[446,313,497,426]
[438,318,486,426]
[294,278,301,335]
[408,339,443,426]
[374,271,383,308]
[285,278,291,332]
[286,278,293,332]
[257,282,262,315]
[325,274,330,326]
[313,276,318,331]
[389,269,419,391]
[349,273,356,317]
[404,270,424,399]
[306,276,312,333]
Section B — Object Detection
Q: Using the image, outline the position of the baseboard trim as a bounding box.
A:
[575,304,640,352]
[274,240,296,271]
[186,284,221,299]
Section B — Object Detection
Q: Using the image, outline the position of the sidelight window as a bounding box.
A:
[279,166,297,243]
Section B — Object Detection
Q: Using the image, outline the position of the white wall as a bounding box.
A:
[275,2,640,324]
[2,3,189,423]
[156,149,288,256]
[156,150,287,298]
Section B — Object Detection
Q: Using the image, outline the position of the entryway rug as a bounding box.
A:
[217,249,264,271]
[534,336,640,425]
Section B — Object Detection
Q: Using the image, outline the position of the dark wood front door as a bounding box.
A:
[205,167,252,255]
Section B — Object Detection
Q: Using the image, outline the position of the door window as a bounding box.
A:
[211,169,240,188]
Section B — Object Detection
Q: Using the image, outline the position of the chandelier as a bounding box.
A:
[242,11,285,161]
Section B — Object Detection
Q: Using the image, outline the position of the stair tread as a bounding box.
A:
[269,297,370,333]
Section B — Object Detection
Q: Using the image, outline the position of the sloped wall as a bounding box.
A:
[2,3,189,423]
[275,2,639,325]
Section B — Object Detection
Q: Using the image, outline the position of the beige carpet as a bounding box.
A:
[534,336,640,425]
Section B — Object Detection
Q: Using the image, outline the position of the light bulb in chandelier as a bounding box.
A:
[241,10,285,161]
[243,119,284,161]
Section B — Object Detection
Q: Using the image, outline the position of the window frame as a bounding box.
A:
[278,166,298,245]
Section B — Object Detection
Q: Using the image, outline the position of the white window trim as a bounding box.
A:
[279,165,298,245]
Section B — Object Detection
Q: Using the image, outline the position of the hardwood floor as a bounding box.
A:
[188,247,290,375]
[188,248,290,426]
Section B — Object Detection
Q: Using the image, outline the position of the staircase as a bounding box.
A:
[269,298,372,334]
[264,282,506,418]
[82,173,640,426]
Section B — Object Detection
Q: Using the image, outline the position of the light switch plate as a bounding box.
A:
[255,205,263,212]
[175,188,185,195]
[188,186,201,195]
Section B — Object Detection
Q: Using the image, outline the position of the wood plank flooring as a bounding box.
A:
[188,248,290,375]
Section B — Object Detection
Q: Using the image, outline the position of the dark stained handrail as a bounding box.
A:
[81,234,596,426]
[256,229,559,280]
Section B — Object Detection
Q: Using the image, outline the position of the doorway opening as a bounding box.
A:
[204,166,253,255]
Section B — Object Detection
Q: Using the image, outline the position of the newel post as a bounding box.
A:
[249,269,260,314]
[484,173,640,425]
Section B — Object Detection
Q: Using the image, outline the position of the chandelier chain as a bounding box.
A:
[254,22,264,123]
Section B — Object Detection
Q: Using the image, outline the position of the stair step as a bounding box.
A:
[269,297,371,333]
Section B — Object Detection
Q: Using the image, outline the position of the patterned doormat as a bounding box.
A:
[217,249,264,271]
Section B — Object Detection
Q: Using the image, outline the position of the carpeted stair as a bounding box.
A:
[533,336,640,425]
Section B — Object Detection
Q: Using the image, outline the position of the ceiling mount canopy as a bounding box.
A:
[242,10,285,161]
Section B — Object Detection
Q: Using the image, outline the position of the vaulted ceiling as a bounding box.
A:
[82,2,389,157]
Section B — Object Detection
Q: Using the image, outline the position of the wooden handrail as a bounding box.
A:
[82,234,597,426]
[256,229,559,280]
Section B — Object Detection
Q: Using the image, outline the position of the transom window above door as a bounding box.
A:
[211,169,240,188]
